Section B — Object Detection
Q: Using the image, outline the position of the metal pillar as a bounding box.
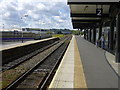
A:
[93,28,96,44]
[79,29,81,35]
[89,29,92,42]
[109,19,115,51]
[108,31,110,49]
[98,23,102,47]
[98,24,102,40]
[115,12,120,63]
[78,29,79,35]
[86,29,89,40]
[84,29,86,39]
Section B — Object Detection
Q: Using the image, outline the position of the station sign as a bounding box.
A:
[96,8,103,16]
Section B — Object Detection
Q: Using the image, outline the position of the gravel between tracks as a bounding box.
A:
[16,40,69,89]
[2,41,59,72]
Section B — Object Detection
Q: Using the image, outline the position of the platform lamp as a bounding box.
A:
[38,20,43,39]
[2,24,4,31]
[21,14,28,43]
[49,25,52,37]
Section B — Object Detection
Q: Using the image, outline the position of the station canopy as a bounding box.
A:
[68,0,120,29]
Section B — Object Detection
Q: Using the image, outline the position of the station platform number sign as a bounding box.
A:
[96,8,103,16]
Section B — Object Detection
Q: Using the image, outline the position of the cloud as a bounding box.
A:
[0,0,73,30]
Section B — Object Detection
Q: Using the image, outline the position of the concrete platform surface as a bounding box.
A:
[49,36,87,88]
[105,51,120,76]
[76,36,119,88]
[49,35,119,89]
[49,36,75,88]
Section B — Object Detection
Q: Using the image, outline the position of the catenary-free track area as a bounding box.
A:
[1,36,72,89]
[49,36,119,88]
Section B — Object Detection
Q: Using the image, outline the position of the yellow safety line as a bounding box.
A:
[74,36,87,88]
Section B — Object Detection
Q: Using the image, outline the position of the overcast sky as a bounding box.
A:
[0,0,73,30]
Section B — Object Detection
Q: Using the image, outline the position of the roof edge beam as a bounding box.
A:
[71,13,109,18]
[72,19,101,22]
[68,2,119,5]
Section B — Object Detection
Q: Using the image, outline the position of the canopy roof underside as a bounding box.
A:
[68,0,120,29]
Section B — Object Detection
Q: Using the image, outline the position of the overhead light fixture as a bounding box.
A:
[84,6,88,11]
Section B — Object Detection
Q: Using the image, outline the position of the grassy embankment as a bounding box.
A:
[52,34,64,38]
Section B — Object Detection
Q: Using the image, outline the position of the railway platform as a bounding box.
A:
[0,37,56,51]
[49,35,119,88]
[1,37,59,65]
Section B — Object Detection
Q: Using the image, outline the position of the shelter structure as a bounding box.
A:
[68,0,120,62]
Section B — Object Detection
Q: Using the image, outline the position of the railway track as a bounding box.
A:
[2,36,68,72]
[2,40,59,72]
[1,36,72,90]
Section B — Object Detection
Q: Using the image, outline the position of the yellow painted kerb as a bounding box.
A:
[74,36,87,88]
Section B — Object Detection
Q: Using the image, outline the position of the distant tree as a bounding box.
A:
[57,31,62,34]
[71,30,80,35]
[46,31,52,34]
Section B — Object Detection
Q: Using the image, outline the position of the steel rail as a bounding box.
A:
[39,37,71,90]
[2,41,59,72]
[4,40,65,90]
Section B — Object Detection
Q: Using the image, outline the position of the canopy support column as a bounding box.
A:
[109,19,115,52]
[84,29,86,39]
[89,29,92,42]
[98,23,103,47]
[93,27,96,44]
[86,29,89,40]
[115,11,120,63]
